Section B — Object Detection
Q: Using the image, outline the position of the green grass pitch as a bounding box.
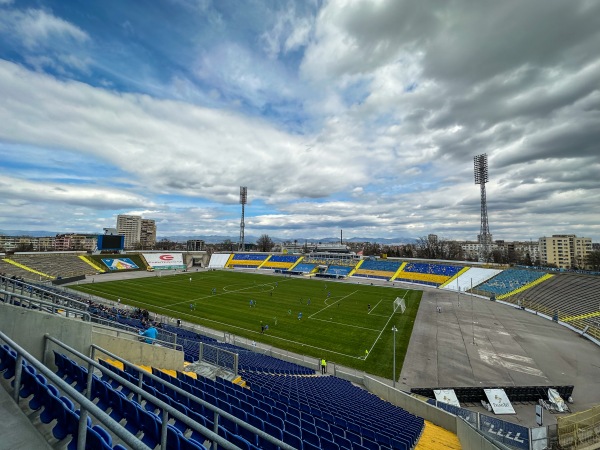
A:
[71,270,422,379]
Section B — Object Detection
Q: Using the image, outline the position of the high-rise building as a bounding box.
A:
[539,235,592,269]
[116,215,142,249]
[117,215,156,249]
[140,219,156,249]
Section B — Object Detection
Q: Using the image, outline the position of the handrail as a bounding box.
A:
[87,342,294,450]
[0,289,91,321]
[0,330,150,450]
[43,335,237,450]
[45,336,294,450]
[0,275,88,311]
[199,342,239,377]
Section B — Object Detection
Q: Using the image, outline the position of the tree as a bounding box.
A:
[256,234,274,252]
[218,239,234,251]
[156,238,178,250]
[585,250,600,271]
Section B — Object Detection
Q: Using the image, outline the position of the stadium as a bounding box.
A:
[1,247,599,450]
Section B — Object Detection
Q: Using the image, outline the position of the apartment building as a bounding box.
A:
[140,219,157,249]
[539,234,592,269]
[116,215,156,249]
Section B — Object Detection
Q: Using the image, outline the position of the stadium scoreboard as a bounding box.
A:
[97,234,124,251]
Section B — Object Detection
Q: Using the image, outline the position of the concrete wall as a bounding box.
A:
[363,375,458,433]
[0,302,92,369]
[0,303,183,372]
[92,330,184,370]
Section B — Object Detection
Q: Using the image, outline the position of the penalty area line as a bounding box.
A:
[364,300,399,360]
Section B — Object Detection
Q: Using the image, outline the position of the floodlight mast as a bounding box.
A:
[474,154,491,262]
[239,186,247,252]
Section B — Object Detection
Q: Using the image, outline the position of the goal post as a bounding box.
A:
[394,296,406,314]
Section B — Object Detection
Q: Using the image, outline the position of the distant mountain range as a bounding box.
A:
[160,235,418,245]
[0,230,417,245]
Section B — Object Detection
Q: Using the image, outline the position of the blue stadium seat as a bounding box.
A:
[321,436,341,450]
[362,437,381,450]
[16,363,37,398]
[1,349,18,379]
[180,437,209,450]
[139,409,162,448]
[282,430,303,449]
[167,424,184,450]
[84,425,113,450]
[303,430,320,448]
[28,373,49,410]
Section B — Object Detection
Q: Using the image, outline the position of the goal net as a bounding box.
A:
[393,296,406,314]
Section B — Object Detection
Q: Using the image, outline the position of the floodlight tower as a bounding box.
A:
[474,154,492,262]
[239,186,247,251]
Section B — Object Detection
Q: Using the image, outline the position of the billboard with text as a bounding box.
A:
[143,253,186,270]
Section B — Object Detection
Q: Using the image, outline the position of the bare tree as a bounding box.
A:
[585,250,600,271]
[256,234,274,252]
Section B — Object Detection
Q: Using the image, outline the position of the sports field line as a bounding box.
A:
[169,279,285,307]
[367,299,383,315]
[133,299,366,360]
[364,297,398,360]
[309,290,359,319]
[309,317,380,332]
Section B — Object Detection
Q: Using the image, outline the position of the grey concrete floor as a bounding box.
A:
[400,286,600,427]
[0,382,52,450]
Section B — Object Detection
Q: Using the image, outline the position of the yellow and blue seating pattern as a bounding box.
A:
[395,263,462,287]
[352,260,402,280]
[227,253,269,268]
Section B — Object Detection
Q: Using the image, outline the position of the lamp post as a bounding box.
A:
[392,326,398,388]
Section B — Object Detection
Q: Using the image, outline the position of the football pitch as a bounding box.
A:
[71,270,422,379]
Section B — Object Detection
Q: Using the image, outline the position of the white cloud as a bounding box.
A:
[5,8,89,49]
[0,1,599,240]
[0,175,152,209]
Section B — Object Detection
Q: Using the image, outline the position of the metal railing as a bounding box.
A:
[0,275,88,312]
[199,342,239,376]
[43,336,295,450]
[0,289,91,321]
[0,330,149,450]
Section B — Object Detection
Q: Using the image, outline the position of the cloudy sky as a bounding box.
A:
[0,0,599,242]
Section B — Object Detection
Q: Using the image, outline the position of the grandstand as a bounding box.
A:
[440,267,502,292]
[0,258,38,280]
[260,255,302,270]
[2,252,99,279]
[226,253,269,269]
[323,265,353,277]
[510,273,600,340]
[2,254,600,449]
[1,273,433,450]
[207,253,230,269]
[290,262,317,274]
[473,268,548,297]
[352,259,402,280]
[394,263,463,287]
